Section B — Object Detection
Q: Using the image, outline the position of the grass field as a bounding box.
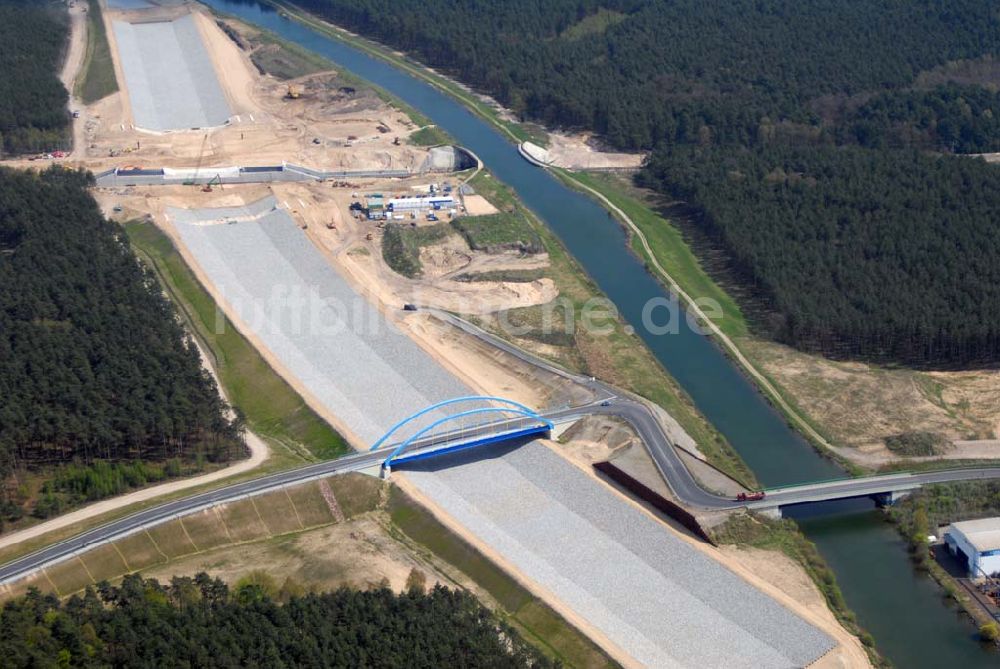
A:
[380,221,453,278]
[125,221,348,462]
[451,212,544,254]
[76,0,118,104]
[408,125,450,146]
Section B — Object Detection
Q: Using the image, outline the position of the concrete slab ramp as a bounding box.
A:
[113,14,231,131]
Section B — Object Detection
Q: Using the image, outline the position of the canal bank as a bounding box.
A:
[200,1,999,664]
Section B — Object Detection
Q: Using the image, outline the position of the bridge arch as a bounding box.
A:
[370,396,552,469]
[369,396,542,451]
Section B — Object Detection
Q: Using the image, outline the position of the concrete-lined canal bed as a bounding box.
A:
[112,14,231,131]
[167,197,837,667]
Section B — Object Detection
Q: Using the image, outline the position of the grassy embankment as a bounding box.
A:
[407,125,449,146]
[2,474,615,668]
[553,170,866,473]
[473,171,758,486]
[76,0,117,104]
[125,221,348,462]
[712,514,889,667]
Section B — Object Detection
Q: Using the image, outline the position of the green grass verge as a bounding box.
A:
[408,126,450,146]
[451,212,544,254]
[124,221,347,460]
[467,172,758,487]
[556,170,748,339]
[388,486,617,668]
[381,222,453,278]
[76,0,118,104]
[712,513,888,667]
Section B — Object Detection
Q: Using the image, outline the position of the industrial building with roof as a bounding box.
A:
[945,518,1000,577]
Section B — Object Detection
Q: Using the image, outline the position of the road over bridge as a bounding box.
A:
[2,392,1000,585]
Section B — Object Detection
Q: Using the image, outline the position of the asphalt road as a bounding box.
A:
[4,312,1000,584]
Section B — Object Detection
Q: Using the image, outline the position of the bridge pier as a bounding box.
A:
[872,490,911,507]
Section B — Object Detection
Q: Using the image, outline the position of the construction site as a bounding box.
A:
[0,1,878,667]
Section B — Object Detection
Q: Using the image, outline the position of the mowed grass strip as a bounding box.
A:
[45,560,94,596]
[125,221,347,461]
[252,490,306,535]
[78,544,129,582]
[113,532,167,572]
[146,521,198,559]
[77,0,118,104]
[179,508,233,552]
[284,481,338,527]
[218,499,270,543]
[329,474,382,519]
[387,487,617,668]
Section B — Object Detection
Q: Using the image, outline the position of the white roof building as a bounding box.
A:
[945,518,1000,577]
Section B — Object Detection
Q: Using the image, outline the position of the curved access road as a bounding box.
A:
[4,311,1000,585]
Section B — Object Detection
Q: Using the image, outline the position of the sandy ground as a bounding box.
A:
[397,441,869,668]
[719,546,872,669]
[545,131,645,171]
[61,2,88,158]
[140,513,443,594]
[461,194,498,215]
[743,338,1000,466]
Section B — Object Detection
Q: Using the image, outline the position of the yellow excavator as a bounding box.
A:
[285,85,302,100]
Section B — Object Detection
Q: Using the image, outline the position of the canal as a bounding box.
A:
[203,1,997,664]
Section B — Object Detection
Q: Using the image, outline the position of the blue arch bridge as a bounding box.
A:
[369,396,554,474]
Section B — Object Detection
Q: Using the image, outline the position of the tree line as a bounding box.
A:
[297,0,1000,151]
[0,167,243,517]
[0,573,558,668]
[638,145,1000,365]
[0,0,71,156]
[294,0,1000,366]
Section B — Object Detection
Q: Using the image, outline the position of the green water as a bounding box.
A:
[201,2,999,663]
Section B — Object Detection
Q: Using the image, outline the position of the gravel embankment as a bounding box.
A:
[404,442,835,668]
[170,199,469,443]
[172,199,835,667]
[113,14,231,131]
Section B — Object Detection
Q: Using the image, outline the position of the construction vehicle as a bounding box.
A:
[285,85,302,100]
[201,174,222,193]
[735,491,766,502]
[365,232,373,241]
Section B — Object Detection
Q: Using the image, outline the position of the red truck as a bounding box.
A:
[736,491,766,502]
